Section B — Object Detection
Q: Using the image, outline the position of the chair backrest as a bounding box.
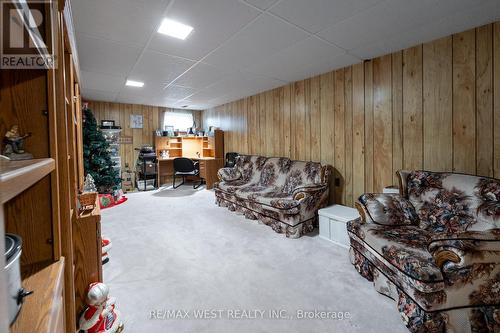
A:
[397,170,500,233]
[225,152,239,167]
[173,158,196,173]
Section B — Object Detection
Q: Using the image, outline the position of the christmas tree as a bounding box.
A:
[83,108,120,193]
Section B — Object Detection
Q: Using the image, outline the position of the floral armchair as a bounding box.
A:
[347,170,500,333]
[214,155,331,238]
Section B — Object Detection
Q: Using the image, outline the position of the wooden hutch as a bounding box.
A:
[0,1,102,332]
[155,130,224,189]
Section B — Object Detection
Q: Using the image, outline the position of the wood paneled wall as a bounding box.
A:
[203,22,500,207]
[87,101,203,171]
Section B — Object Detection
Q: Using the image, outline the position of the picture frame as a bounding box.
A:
[130,114,143,128]
[163,125,174,137]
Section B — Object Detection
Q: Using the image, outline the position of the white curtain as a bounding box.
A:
[162,110,194,131]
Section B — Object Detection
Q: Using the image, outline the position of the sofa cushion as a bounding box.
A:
[406,171,500,233]
[358,193,419,226]
[234,184,300,212]
[347,221,443,292]
[235,155,267,184]
[255,157,324,193]
[214,179,250,193]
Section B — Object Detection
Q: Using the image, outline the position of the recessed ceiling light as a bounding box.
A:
[157,18,193,40]
[126,80,144,87]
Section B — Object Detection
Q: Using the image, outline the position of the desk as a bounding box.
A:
[157,157,224,189]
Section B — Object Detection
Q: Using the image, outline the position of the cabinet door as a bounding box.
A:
[73,214,102,317]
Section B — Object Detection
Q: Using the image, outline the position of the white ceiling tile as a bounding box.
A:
[317,0,436,51]
[143,97,180,109]
[163,85,197,100]
[270,0,382,34]
[127,50,195,87]
[190,72,284,102]
[350,0,500,59]
[76,33,142,76]
[148,0,260,61]
[80,70,125,92]
[348,42,389,60]
[247,36,358,82]
[172,63,230,89]
[71,0,166,47]
[349,40,390,60]
[204,13,309,70]
[385,3,500,54]
[74,0,500,108]
[82,88,117,102]
[241,0,279,10]
[114,93,149,106]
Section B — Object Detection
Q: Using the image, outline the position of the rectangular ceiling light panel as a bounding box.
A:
[158,18,193,40]
[126,80,144,87]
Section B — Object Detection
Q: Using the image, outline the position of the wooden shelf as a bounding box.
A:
[11,258,65,333]
[0,158,55,204]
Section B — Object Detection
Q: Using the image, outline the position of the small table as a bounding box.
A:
[318,205,359,248]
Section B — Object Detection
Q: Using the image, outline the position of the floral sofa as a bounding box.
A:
[348,170,500,333]
[214,155,331,238]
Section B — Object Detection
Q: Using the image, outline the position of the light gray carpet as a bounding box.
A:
[102,185,407,333]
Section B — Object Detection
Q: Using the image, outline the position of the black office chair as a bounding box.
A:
[225,152,239,168]
[173,157,203,189]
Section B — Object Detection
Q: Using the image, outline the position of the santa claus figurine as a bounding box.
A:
[79,282,124,333]
[102,237,112,265]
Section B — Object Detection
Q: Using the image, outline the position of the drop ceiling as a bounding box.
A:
[72,0,500,110]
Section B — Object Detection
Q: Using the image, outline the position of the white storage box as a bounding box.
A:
[318,205,359,248]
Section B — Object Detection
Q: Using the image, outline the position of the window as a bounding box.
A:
[163,111,193,131]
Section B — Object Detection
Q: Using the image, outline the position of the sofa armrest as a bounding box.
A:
[355,193,419,226]
[292,184,327,201]
[428,229,500,271]
[217,167,242,182]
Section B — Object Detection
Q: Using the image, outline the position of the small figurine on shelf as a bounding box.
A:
[79,282,124,333]
[101,237,112,265]
[84,174,98,192]
[2,125,33,160]
[79,174,98,213]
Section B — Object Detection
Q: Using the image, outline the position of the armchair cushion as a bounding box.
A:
[347,220,444,291]
[404,171,500,233]
[357,193,419,226]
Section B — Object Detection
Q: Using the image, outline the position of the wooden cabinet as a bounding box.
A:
[73,202,102,318]
[0,158,58,333]
[199,158,225,189]
[0,0,96,331]
[11,259,65,333]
